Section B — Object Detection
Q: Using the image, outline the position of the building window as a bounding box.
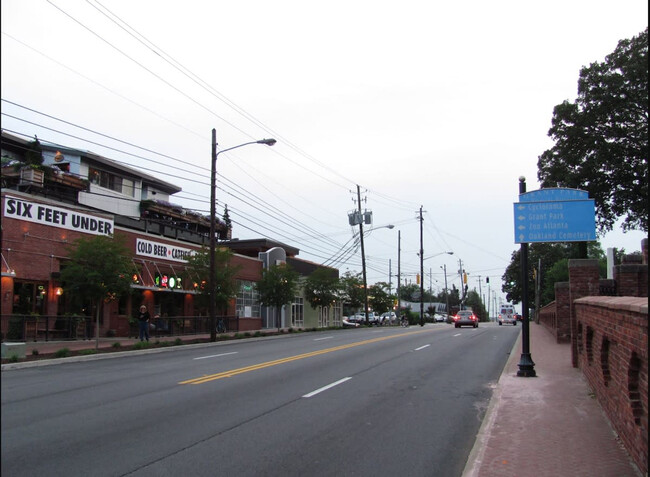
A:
[291,297,304,328]
[236,280,259,318]
[89,167,126,195]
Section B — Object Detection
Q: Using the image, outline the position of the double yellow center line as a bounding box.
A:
[179,328,431,385]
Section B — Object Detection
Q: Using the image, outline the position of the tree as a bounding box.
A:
[399,283,421,301]
[24,136,44,167]
[303,268,340,309]
[465,290,487,321]
[60,235,133,348]
[256,263,300,331]
[537,28,648,233]
[339,271,365,314]
[502,242,606,305]
[368,282,394,315]
[184,246,240,316]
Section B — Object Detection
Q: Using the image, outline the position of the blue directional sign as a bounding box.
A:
[513,188,596,244]
[519,188,589,202]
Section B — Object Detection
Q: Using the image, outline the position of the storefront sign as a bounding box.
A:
[136,238,196,263]
[3,196,113,236]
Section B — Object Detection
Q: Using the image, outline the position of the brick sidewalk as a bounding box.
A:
[463,322,642,477]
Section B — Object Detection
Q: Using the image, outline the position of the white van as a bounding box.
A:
[498,304,516,326]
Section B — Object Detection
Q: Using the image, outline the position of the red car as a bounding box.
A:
[453,310,479,328]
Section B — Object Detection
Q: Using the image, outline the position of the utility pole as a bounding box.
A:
[477,275,482,318]
[441,264,449,322]
[487,281,491,320]
[419,206,424,326]
[397,230,401,325]
[357,185,370,326]
[388,259,392,298]
[458,258,464,309]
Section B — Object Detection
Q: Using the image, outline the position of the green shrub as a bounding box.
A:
[244,332,251,337]
[8,354,19,363]
[79,349,97,355]
[31,349,39,355]
[254,331,262,337]
[55,348,71,358]
[174,338,182,346]
[133,341,151,350]
[112,342,122,349]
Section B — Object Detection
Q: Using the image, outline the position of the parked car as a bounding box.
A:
[453,310,479,328]
[514,313,522,321]
[433,313,447,323]
[348,314,365,324]
[380,312,397,325]
[368,312,381,325]
[348,312,379,325]
[342,316,360,328]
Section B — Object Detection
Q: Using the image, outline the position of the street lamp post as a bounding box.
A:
[516,176,536,377]
[210,129,276,342]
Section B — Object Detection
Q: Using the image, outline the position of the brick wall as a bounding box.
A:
[538,282,572,344]
[568,259,600,367]
[574,297,648,476]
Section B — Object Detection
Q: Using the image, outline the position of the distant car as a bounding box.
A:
[380,312,397,325]
[514,313,522,322]
[453,310,479,328]
[498,306,517,326]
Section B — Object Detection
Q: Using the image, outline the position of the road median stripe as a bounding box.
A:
[179,328,431,385]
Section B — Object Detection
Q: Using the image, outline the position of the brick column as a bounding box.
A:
[554,282,570,343]
[615,252,648,298]
[568,259,600,367]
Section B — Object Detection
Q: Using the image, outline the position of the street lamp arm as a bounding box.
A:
[420,251,454,261]
[216,138,277,157]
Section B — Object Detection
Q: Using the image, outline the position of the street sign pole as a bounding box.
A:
[517,177,536,377]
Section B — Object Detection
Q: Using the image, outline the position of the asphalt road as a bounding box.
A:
[1,323,519,477]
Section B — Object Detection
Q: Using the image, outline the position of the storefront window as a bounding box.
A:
[236,280,259,318]
[12,281,46,315]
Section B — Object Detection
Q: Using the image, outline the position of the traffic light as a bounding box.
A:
[416,274,420,285]
[463,272,468,284]
[486,277,489,284]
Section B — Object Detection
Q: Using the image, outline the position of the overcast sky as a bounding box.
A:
[2,0,648,309]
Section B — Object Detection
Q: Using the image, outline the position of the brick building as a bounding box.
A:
[1,131,340,338]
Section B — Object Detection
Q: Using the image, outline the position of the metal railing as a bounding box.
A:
[0,315,239,342]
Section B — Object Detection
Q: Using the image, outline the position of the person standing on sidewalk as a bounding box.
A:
[137,305,150,342]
